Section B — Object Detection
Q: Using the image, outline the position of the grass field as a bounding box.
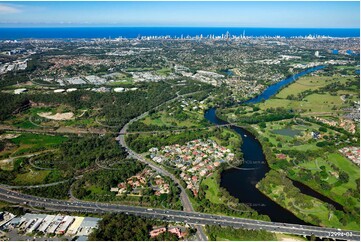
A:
[252,118,359,210]
[206,225,277,241]
[290,153,360,209]
[14,169,51,185]
[259,93,345,115]
[220,67,360,230]
[11,133,67,147]
[142,110,206,128]
[87,185,110,196]
[250,120,329,151]
[156,68,172,76]
[201,172,224,204]
[275,234,307,241]
[257,180,358,230]
[275,75,349,99]
[2,133,67,157]
[126,67,154,72]
[255,73,359,117]
[107,80,134,86]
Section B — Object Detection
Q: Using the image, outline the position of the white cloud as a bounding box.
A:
[0,4,22,14]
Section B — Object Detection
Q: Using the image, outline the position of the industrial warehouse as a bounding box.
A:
[1,212,100,240]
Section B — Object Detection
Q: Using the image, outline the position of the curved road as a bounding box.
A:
[117,90,208,240]
[2,88,358,240]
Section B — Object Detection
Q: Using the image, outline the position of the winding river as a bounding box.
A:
[204,66,344,224]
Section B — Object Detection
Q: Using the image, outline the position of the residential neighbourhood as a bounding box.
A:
[110,168,170,196]
[339,146,360,166]
[149,225,187,239]
[0,1,359,240]
[149,139,235,196]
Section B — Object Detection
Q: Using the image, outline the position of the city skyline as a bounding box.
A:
[0,1,359,28]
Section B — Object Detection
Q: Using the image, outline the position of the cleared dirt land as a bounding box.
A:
[37,112,74,120]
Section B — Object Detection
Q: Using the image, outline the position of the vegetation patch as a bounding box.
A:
[206,225,277,241]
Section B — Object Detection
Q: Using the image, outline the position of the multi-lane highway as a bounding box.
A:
[0,187,359,241]
[118,89,209,241]
[116,90,360,241]
[2,89,358,241]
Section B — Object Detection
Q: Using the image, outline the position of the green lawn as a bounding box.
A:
[13,120,39,129]
[286,152,359,211]
[257,178,358,230]
[250,120,323,151]
[14,169,51,185]
[88,185,109,196]
[156,68,172,76]
[201,172,224,204]
[142,110,205,128]
[256,73,357,117]
[6,133,67,157]
[276,75,349,99]
[107,80,134,86]
[11,133,67,147]
[126,67,154,72]
[259,93,344,115]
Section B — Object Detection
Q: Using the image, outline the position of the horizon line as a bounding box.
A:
[0,26,360,29]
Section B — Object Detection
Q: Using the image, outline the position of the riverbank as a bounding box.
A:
[215,115,359,229]
[213,64,360,230]
[257,170,359,230]
[205,108,309,225]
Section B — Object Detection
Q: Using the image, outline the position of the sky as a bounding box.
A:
[0,1,359,28]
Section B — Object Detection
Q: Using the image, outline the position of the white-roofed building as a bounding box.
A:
[14,88,27,94]
[38,215,55,233]
[56,216,75,235]
[46,215,63,234]
[54,89,65,93]
[76,217,100,236]
[65,217,84,236]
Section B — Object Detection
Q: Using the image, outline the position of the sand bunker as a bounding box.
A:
[38,112,74,120]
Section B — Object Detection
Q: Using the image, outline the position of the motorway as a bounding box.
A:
[117,90,208,240]
[115,90,360,241]
[0,186,359,241]
[2,89,359,241]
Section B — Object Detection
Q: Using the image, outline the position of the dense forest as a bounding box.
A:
[0,93,29,121]
[126,127,241,155]
[218,106,296,124]
[0,80,214,130]
[19,180,72,200]
[126,130,213,153]
[30,134,128,177]
[0,135,128,187]
[72,160,145,200]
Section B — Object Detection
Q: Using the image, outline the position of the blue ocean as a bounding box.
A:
[0,27,359,39]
